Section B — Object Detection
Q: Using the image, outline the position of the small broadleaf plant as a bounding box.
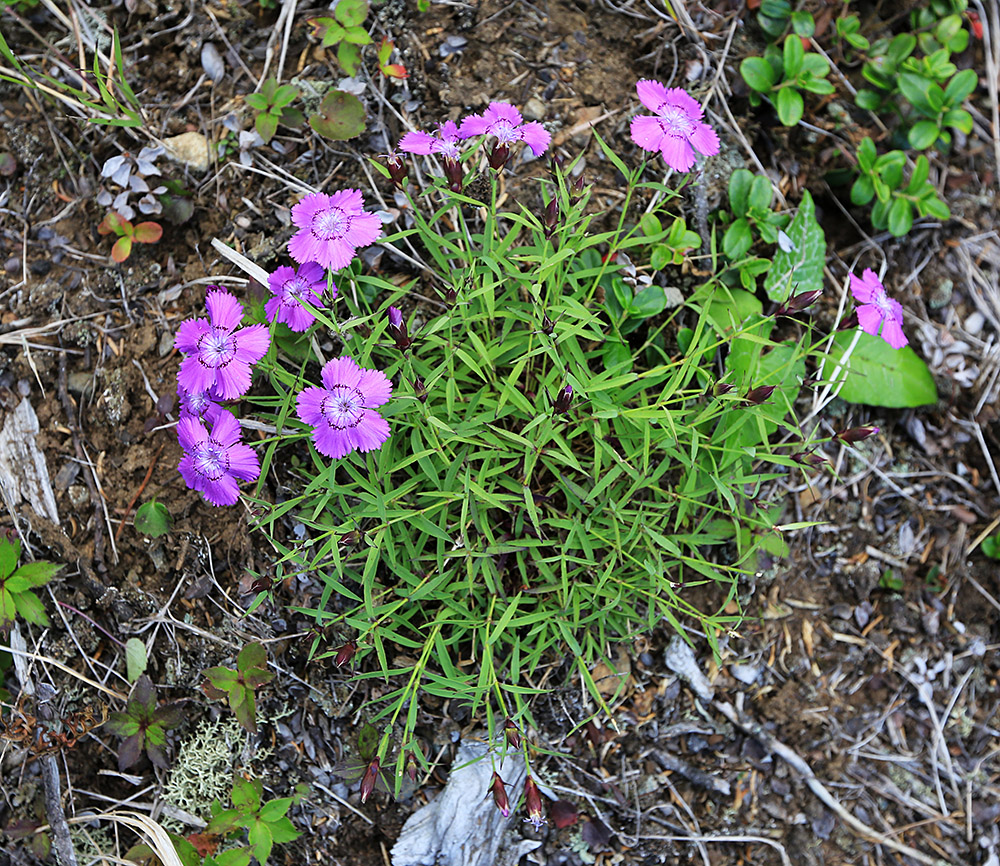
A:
[205,777,306,866]
[307,0,371,76]
[97,211,163,263]
[376,38,407,79]
[0,535,59,635]
[244,79,303,144]
[201,641,275,734]
[105,674,183,771]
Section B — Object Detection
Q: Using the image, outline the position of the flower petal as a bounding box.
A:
[321,356,363,390]
[297,386,330,427]
[880,316,908,349]
[214,359,252,400]
[327,188,365,213]
[178,355,217,395]
[177,416,209,452]
[662,87,704,119]
[227,443,261,481]
[313,424,353,459]
[485,102,522,128]
[349,410,390,452]
[282,303,316,332]
[356,367,393,407]
[290,193,329,231]
[630,116,665,153]
[458,113,489,138]
[855,303,885,339]
[636,79,670,113]
[233,323,270,364]
[342,211,382,249]
[287,228,324,266]
[210,410,243,448]
[689,121,720,157]
[202,474,240,507]
[660,136,696,172]
[174,317,210,354]
[439,120,460,142]
[205,289,245,331]
[399,131,438,155]
[519,122,551,156]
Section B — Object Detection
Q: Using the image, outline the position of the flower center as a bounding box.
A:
[660,106,695,139]
[320,384,365,429]
[312,207,347,240]
[282,276,309,304]
[181,389,211,416]
[197,328,236,368]
[491,119,519,144]
[193,439,229,482]
[871,291,893,318]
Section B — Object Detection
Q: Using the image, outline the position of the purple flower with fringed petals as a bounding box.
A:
[175,289,270,401]
[266,261,331,332]
[458,102,550,156]
[296,357,392,460]
[288,189,382,272]
[177,384,224,425]
[630,80,720,172]
[177,410,260,507]
[399,121,463,160]
[850,268,907,349]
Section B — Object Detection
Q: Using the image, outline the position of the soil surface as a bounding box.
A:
[1,1,999,866]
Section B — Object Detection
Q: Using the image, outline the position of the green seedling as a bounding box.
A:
[981,533,1000,560]
[741,34,835,127]
[0,535,59,635]
[134,499,173,538]
[376,38,407,79]
[912,4,970,55]
[835,13,870,52]
[307,0,371,76]
[850,138,950,236]
[106,674,183,771]
[642,213,702,268]
[201,642,275,734]
[205,777,305,866]
[97,211,163,263]
[244,78,303,144]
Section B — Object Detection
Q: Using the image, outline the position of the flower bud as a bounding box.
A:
[835,426,879,443]
[571,173,585,197]
[360,756,380,804]
[489,772,510,817]
[541,314,555,336]
[553,384,573,415]
[387,306,411,351]
[713,382,736,397]
[444,158,464,193]
[406,751,418,783]
[838,309,859,331]
[334,639,357,668]
[504,718,521,750]
[411,377,428,403]
[523,776,546,830]
[489,142,510,171]
[744,385,776,405]
[543,198,559,238]
[385,152,408,189]
[792,450,830,469]
[776,289,823,316]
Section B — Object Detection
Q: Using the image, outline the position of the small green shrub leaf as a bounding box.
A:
[740,57,777,93]
[309,90,366,140]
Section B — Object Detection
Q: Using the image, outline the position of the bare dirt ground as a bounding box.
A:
[1,1,999,865]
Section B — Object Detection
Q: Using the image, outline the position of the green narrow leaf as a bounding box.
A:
[125,638,147,683]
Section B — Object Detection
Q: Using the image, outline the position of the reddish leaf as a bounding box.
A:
[581,816,613,850]
[186,833,219,858]
[111,236,133,263]
[550,800,579,829]
[118,730,144,770]
[99,211,130,236]
[133,221,163,244]
[380,64,408,80]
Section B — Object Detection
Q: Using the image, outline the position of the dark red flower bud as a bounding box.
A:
[523,776,546,830]
[835,426,879,443]
[385,153,408,189]
[553,384,573,415]
[541,314,555,335]
[406,751,418,783]
[387,305,411,351]
[411,377,428,403]
[359,756,380,804]
[744,385,776,405]
[572,173,585,196]
[792,450,830,469]
[713,382,736,397]
[334,639,357,668]
[444,158,464,193]
[838,310,859,331]
[543,198,559,238]
[488,772,510,817]
[504,718,521,750]
[488,142,510,171]
[776,289,823,316]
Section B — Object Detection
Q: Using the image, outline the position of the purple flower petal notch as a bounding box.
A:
[265,261,331,332]
[629,80,720,172]
[296,357,393,460]
[177,410,261,507]
[457,102,551,169]
[175,289,270,400]
[287,189,382,272]
[849,268,908,349]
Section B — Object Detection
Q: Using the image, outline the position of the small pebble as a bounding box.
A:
[965,311,985,336]
[522,97,546,122]
[4,256,20,273]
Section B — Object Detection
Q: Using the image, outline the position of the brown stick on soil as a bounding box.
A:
[114,443,165,544]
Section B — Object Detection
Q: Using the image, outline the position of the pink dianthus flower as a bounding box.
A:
[458,102,550,157]
[630,80,720,172]
[296,357,392,460]
[266,261,330,332]
[288,190,382,272]
[174,289,270,400]
[850,268,907,349]
[177,410,260,507]
[399,121,463,160]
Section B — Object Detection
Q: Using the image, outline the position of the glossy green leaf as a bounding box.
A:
[776,87,804,126]
[740,57,778,92]
[828,331,937,407]
[764,189,825,302]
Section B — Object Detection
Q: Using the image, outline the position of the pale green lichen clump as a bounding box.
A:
[162,718,246,816]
